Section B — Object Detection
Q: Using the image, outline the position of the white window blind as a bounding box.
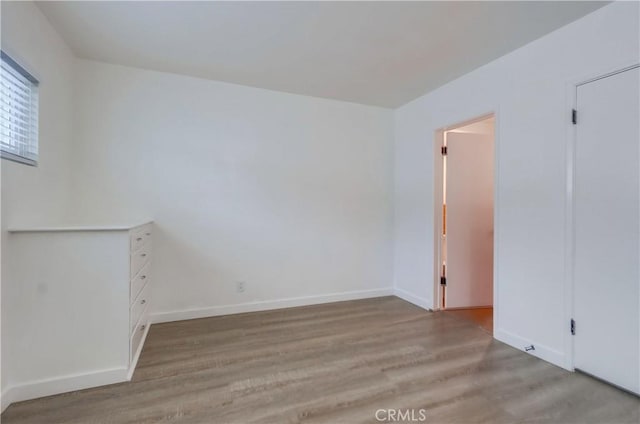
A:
[1,51,39,166]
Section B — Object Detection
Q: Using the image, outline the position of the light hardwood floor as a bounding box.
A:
[2,297,638,423]
[442,307,493,334]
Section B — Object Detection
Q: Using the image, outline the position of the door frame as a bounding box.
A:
[564,62,640,371]
[433,112,499,334]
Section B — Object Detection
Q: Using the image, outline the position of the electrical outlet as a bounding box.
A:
[236,281,245,293]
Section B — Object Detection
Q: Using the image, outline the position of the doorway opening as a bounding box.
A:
[434,114,495,334]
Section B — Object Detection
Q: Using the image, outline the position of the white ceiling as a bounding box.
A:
[36,1,608,108]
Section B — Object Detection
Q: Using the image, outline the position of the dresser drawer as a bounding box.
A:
[131,282,150,333]
[130,313,148,361]
[130,224,152,253]
[131,262,150,304]
[130,241,151,279]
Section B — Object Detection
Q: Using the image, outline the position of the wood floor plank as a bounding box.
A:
[2,297,638,423]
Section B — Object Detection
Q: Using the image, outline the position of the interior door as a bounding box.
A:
[445,131,494,309]
[574,66,639,394]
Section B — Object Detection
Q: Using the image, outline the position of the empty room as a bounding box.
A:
[0,1,638,423]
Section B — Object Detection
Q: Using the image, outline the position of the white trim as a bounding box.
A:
[492,107,502,337]
[432,128,445,311]
[564,74,578,372]
[150,288,394,324]
[495,328,567,370]
[8,220,153,233]
[432,109,500,328]
[1,367,128,412]
[1,388,14,413]
[127,320,151,380]
[393,287,431,310]
[1,150,37,167]
[575,63,640,88]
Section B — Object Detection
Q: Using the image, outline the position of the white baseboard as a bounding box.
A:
[393,287,432,310]
[1,367,128,413]
[1,387,14,413]
[495,328,567,370]
[151,287,394,324]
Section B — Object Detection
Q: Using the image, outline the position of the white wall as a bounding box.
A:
[393,1,639,368]
[0,3,394,406]
[0,0,75,405]
[70,60,394,321]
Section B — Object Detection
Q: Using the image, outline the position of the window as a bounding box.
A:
[1,51,39,166]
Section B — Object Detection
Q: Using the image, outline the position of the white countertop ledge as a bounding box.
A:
[8,221,153,233]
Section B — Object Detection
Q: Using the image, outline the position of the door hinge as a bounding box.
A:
[441,146,448,156]
[571,318,576,335]
[572,109,577,125]
[440,276,447,286]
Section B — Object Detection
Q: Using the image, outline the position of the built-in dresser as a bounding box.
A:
[128,222,153,363]
[5,221,153,405]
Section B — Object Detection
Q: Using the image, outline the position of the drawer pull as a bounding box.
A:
[141,253,147,257]
[141,299,146,305]
[141,325,146,331]
[140,275,147,280]
[136,237,143,241]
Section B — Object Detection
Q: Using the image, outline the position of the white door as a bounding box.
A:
[574,66,639,394]
[445,132,494,309]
